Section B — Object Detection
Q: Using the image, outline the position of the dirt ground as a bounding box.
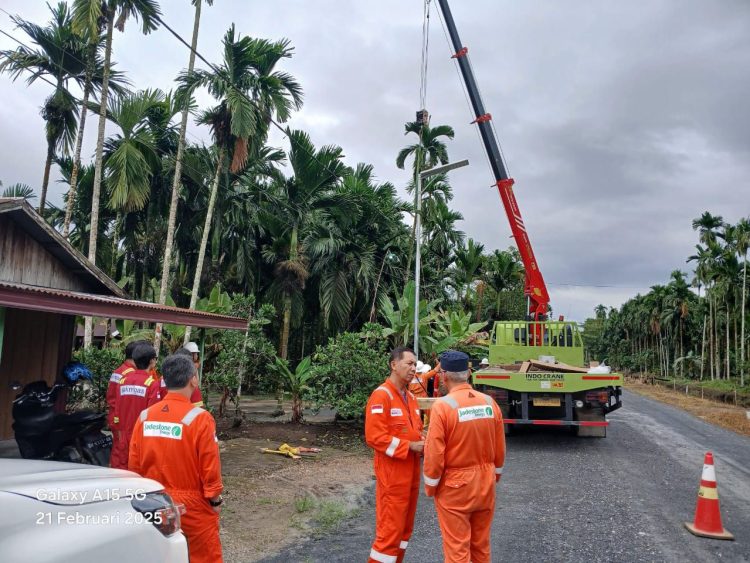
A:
[627,380,750,437]
[214,414,374,563]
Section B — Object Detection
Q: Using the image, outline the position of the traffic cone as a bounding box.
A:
[684,452,734,540]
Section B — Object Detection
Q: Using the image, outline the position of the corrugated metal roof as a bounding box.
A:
[0,281,247,330]
[0,199,124,296]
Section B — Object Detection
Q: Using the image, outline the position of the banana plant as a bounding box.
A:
[380,280,440,351]
[271,356,313,423]
[421,309,488,358]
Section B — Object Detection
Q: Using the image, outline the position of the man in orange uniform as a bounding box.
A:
[106,340,143,468]
[111,343,160,469]
[409,361,441,398]
[365,346,424,563]
[160,346,205,407]
[129,354,224,563]
[423,350,506,563]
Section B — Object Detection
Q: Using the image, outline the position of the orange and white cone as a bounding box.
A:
[684,452,734,540]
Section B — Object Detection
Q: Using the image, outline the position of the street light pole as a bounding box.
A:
[413,170,423,357]
[413,159,470,358]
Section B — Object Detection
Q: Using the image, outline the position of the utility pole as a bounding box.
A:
[413,159,469,357]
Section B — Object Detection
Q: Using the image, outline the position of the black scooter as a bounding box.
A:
[12,378,112,466]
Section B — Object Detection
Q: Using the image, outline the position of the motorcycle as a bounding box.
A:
[12,364,112,466]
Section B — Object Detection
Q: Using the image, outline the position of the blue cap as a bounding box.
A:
[439,350,469,372]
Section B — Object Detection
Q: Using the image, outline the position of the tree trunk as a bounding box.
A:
[155,0,203,354]
[741,252,747,387]
[700,314,706,380]
[726,302,730,380]
[63,43,95,238]
[110,212,121,277]
[279,224,298,361]
[84,15,114,349]
[369,251,388,323]
[184,146,226,344]
[39,141,54,216]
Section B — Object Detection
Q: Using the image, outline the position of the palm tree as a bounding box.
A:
[1,183,36,200]
[98,89,164,274]
[1,3,92,215]
[154,0,213,353]
[732,217,750,386]
[692,211,724,246]
[178,26,303,343]
[451,238,485,305]
[73,0,161,347]
[396,121,455,284]
[484,249,524,317]
[268,129,345,359]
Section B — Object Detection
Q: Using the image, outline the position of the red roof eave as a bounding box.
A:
[0,282,247,330]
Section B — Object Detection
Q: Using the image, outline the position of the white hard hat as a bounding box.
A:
[416,361,424,371]
[480,358,489,365]
[184,342,200,354]
[421,363,432,373]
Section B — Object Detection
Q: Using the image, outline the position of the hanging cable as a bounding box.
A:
[419,0,431,112]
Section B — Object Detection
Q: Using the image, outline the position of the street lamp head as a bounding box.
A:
[420,159,470,179]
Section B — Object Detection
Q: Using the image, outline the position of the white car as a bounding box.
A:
[0,459,188,563]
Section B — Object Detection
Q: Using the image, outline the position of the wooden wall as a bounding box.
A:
[0,308,74,440]
[0,217,89,291]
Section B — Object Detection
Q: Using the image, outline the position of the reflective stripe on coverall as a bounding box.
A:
[423,383,506,563]
[106,363,134,468]
[365,379,424,563]
[110,370,160,469]
[129,392,223,563]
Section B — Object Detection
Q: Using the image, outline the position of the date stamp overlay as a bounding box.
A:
[33,487,160,526]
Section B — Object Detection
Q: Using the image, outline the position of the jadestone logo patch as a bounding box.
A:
[143,421,183,440]
[457,406,494,422]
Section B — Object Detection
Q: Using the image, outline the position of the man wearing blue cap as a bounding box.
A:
[423,350,506,563]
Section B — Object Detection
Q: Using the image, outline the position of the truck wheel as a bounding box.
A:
[575,407,606,438]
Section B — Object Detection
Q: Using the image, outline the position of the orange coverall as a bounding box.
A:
[106,362,134,468]
[365,379,424,563]
[129,392,223,563]
[408,365,440,398]
[111,369,160,469]
[423,383,506,563]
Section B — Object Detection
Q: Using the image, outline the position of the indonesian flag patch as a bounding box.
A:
[371,404,384,414]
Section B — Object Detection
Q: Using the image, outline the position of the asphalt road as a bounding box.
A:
[262,390,750,562]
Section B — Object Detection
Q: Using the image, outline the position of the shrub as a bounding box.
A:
[70,347,122,412]
[308,326,389,420]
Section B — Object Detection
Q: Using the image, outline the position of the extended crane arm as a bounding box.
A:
[435,0,550,320]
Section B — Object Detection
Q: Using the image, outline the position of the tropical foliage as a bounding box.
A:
[585,213,750,387]
[1,1,528,419]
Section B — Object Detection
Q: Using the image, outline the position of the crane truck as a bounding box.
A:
[434,0,622,436]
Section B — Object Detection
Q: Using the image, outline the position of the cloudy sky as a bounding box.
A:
[1,0,748,321]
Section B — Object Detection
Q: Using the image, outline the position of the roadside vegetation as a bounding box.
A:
[0,1,524,421]
[584,212,749,395]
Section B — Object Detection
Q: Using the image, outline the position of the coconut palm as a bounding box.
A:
[396,121,455,283]
[73,0,161,347]
[154,0,214,353]
[177,26,303,343]
[736,217,750,386]
[266,129,346,359]
[1,3,92,215]
[450,238,485,305]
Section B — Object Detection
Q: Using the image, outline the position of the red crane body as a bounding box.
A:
[435,0,551,324]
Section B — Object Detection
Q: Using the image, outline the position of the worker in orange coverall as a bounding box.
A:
[129,354,224,563]
[365,346,424,563]
[106,340,142,467]
[409,361,441,398]
[111,343,160,469]
[423,350,506,563]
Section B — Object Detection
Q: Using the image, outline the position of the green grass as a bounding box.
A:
[294,495,315,514]
[313,499,350,535]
